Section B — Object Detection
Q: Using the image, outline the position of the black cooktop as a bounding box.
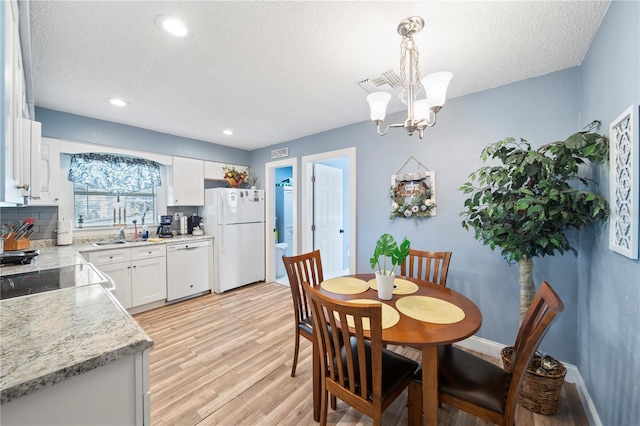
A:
[0,264,107,300]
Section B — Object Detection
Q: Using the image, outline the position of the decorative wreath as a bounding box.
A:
[389,179,436,222]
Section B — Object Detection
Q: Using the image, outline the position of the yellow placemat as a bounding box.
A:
[368,278,419,295]
[321,277,370,295]
[396,296,465,324]
[333,300,400,330]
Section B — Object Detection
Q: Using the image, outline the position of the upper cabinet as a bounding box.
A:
[204,160,249,181]
[1,1,40,205]
[167,156,204,206]
[30,137,60,206]
[203,161,225,180]
[2,0,23,205]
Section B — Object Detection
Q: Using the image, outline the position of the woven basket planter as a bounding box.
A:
[501,346,567,415]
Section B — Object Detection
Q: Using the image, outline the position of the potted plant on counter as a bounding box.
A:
[370,233,411,300]
[459,121,609,414]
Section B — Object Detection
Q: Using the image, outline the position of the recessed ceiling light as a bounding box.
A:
[155,15,189,37]
[223,129,234,136]
[108,98,129,107]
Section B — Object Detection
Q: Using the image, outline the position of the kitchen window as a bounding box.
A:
[73,184,156,228]
[68,153,161,228]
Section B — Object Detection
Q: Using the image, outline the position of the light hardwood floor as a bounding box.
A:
[134,281,589,425]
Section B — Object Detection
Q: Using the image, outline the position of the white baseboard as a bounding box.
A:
[455,336,601,425]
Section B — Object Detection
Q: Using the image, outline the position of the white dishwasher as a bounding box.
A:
[166,239,213,302]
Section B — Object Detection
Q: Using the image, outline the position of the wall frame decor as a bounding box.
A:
[609,105,638,259]
[389,156,436,223]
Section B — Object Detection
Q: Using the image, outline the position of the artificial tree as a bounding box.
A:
[460,121,609,321]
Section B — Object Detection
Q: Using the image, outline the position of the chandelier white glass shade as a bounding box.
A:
[366,17,453,139]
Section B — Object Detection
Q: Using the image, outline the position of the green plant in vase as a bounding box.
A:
[370,233,411,276]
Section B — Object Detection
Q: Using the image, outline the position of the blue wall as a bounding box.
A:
[35,107,251,165]
[577,1,639,424]
[251,68,583,363]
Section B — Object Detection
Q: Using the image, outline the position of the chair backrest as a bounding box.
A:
[400,249,452,286]
[303,283,384,407]
[504,281,564,422]
[282,250,324,326]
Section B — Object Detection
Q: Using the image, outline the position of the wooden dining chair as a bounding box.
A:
[407,281,564,426]
[303,283,419,426]
[400,249,452,286]
[282,250,324,377]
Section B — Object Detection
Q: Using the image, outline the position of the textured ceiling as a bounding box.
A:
[26,1,610,151]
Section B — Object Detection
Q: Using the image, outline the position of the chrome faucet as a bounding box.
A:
[118,227,126,240]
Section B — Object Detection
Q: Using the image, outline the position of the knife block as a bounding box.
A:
[4,237,30,251]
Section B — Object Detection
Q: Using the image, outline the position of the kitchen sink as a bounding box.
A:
[92,240,129,246]
[91,239,144,247]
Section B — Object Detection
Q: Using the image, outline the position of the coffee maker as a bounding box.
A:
[157,215,174,238]
[187,215,202,234]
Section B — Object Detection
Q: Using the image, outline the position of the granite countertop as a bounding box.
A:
[74,233,213,254]
[0,284,153,404]
[1,234,213,276]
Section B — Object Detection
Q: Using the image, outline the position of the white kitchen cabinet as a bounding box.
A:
[21,118,41,201]
[1,349,150,426]
[87,248,133,309]
[86,245,167,310]
[1,0,24,205]
[98,261,133,309]
[130,246,167,307]
[1,1,41,206]
[204,160,249,181]
[30,137,60,205]
[167,156,204,206]
[204,160,225,180]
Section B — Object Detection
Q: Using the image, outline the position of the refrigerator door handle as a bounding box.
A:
[219,194,226,225]
[219,226,224,254]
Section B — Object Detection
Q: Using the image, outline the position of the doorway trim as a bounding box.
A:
[301,147,357,274]
[265,157,298,284]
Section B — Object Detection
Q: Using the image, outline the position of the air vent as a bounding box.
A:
[357,70,401,93]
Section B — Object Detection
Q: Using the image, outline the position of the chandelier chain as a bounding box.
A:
[399,35,421,105]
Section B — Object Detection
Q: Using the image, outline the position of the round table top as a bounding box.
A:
[318,274,482,346]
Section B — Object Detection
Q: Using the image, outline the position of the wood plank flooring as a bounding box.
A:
[134,281,589,425]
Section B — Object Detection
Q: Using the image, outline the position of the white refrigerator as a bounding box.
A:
[202,188,265,293]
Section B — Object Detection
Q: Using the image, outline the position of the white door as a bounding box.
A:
[314,163,343,278]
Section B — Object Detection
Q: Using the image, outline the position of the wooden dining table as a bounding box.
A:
[313,273,482,426]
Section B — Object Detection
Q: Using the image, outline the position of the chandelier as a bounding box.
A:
[366,16,452,139]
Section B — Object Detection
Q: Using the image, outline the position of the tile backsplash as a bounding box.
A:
[1,205,203,241]
[1,206,59,240]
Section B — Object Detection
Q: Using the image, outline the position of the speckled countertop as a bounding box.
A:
[0,284,153,404]
[0,234,213,275]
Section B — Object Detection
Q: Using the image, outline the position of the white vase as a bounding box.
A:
[375,270,395,300]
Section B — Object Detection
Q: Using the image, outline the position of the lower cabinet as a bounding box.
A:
[1,349,150,425]
[86,245,167,310]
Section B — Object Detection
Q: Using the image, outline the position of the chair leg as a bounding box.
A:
[407,381,422,426]
[291,330,300,377]
[320,388,328,426]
